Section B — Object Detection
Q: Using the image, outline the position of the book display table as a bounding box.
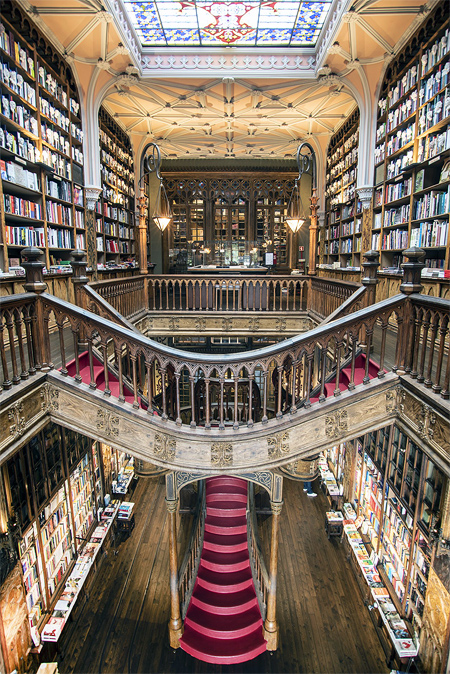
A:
[112,463,134,498]
[41,502,119,644]
[325,511,344,539]
[343,519,418,669]
[116,502,135,536]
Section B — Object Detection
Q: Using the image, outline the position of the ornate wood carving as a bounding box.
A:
[96,409,120,438]
[325,410,348,439]
[154,433,176,461]
[267,431,290,459]
[40,384,59,412]
[211,442,233,466]
[397,388,450,465]
[420,567,450,674]
[8,403,25,440]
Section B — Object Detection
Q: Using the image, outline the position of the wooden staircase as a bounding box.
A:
[179,476,267,664]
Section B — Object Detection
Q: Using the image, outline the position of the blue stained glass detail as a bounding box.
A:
[165,28,201,43]
[256,29,292,44]
[124,0,333,46]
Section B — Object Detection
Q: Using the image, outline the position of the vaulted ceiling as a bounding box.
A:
[16,0,437,159]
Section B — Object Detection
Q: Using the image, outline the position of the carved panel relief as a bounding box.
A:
[267,431,290,459]
[325,410,348,439]
[8,403,25,439]
[154,433,176,461]
[421,567,450,674]
[96,409,120,438]
[211,442,233,467]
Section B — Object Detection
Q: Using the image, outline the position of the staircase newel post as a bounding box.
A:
[263,499,283,650]
[70,250,88,309]
[166,496,184,648]
[22,247,49,371]
[397,247,425,375]
[361,250,380,308]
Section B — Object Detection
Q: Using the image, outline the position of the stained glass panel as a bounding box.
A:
[123,0,333,47]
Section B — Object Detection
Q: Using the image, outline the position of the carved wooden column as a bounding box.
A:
[361,250,380,308]
[85,187,102,281]
[166,497,183,648]
[397,247,425,375]
[138,186,149,275]
[307,187,319,275]
[70,250,88,309]
[22,247,48,371]
[263,499,283,650]
[357,186,374,285]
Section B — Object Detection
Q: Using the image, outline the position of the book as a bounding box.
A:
[440,159,450,182]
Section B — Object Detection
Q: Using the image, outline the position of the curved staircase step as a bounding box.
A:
[203,531,248,553]
[179,626,266,665]
[191,586,258,615]
[206,503,247,518]
[197,566,253,593]
[205,515,247,535]
[201,549,249,573]
[185,605,263,639]
[206,491,247,504]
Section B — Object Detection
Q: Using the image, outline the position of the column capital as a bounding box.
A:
[270,500,283,515]
[357,186,373,210]
[165,498,178,513]
[85,185,102,211]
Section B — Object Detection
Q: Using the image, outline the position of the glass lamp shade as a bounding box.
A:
[152,181,172,232]
[285,216,305,233]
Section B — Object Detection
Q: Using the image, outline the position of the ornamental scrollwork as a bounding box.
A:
[211,442,233,467]
[40,384,60,412]
[267,431,290,459]
[8,402,25,439]
[154,433,176,461]
[96,409,120,438]
[325,409,348,439]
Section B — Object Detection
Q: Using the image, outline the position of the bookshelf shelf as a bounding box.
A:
[0,9,86,272]
[372,15,450,274]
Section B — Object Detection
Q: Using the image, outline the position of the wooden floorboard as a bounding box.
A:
[56,476,389,674]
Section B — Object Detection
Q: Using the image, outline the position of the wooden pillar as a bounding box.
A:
[361,250,380,308]
[85,187,102,281]
[357,187,374,286]
[138,187,149,275]
[22,247,48,371]
[166,497,183,648]
[396,247,425,375]
[263,499,283,650]
[307,187,319,276]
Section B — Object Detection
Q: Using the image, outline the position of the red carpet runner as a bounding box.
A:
[179,476,267,664]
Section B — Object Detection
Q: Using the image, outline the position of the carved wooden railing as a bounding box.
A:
[148,275,309,313]
[89,275,148,321]
[247,482,269,620]
[1,249,448,412]
[309,277,362,321]
[179,481,206,618]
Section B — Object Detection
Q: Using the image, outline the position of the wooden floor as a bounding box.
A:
[55,476,389,674]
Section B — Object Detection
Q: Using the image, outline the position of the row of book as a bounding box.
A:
[0,23,35,77]
[40,96,71,133]
[389,62,418,106]
[1,61,36,106]
[387,95,417,133]
[410,220,448,247]
[414,188,450,219]
[421,29,450,77]
[418,88,450,135]
[41,146,72,179]
[384,204,410,227]
[37,63,68,109]
[96,201,133,223]
[4,193,42,219]
[417,125,450,162]
[40,120,70,156]
[385,178,412,204]
[386,123,415,157]
[420,61,449,105]
[2,94,39,136]
[99,128,133,165]
[46,199,73,226]
[1,159,39,190]
[387,148,414,179]
[101,148,134,180]
[45,175,71,201]
[380,229,409,250]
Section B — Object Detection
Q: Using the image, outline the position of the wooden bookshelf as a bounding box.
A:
[96,107,135,265]
[373,10,450,274]
[322,108,362,271]
[0,9,85,272]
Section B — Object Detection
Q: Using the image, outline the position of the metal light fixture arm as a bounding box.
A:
[296,142,319,275]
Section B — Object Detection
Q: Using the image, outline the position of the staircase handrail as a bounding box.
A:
[247,482,269,620]
[316,285,367,326]
[82,285,141,334]
[178,481,206,618]
[88,275,148,321]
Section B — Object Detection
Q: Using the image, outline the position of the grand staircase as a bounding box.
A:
[179,476,267,664]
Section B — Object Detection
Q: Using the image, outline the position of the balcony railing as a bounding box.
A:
[1,250,448,435]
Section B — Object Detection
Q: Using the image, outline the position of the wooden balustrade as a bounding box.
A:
[89,276,148,320]
[178,482,206,618]
[247,483,269,620]
[148,275,309,312]
[309,277,361,320]
[2,249,447,416]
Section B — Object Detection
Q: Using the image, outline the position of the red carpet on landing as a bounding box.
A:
[179,476,267,664]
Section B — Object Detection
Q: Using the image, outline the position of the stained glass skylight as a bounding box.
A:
[123,1,333,47]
